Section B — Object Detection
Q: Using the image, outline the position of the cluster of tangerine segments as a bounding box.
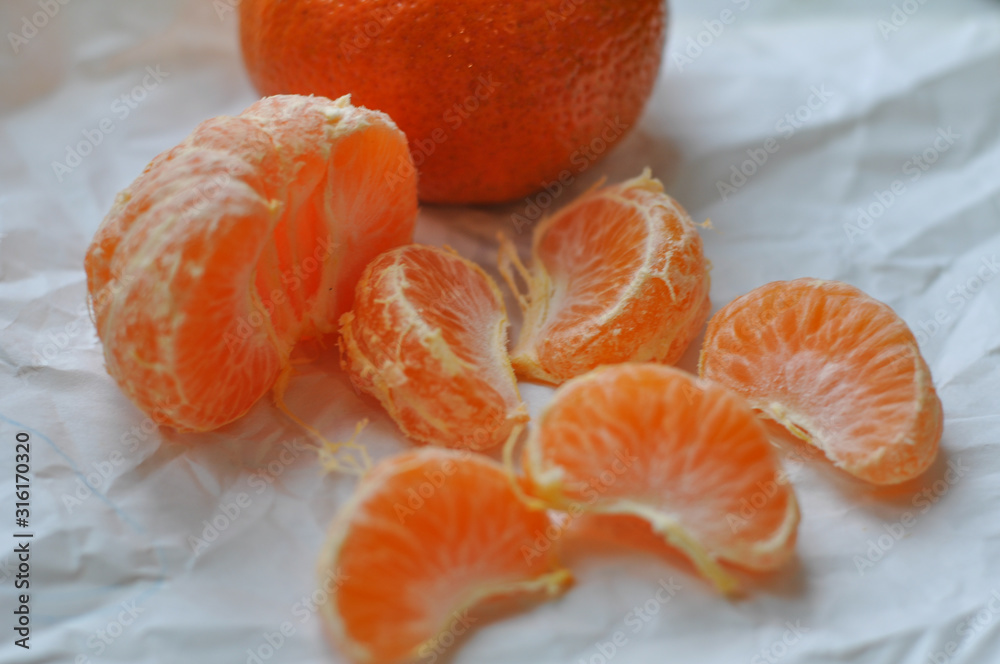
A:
[314,365,802,663]
[499,168,711,385]
[83,90,948,661]
[336,170,713,457]
[339,244,527,451]
[699,278,944,485]
[85,94,417,443]
[316,240,946,660]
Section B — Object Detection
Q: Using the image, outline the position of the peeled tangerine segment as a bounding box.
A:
[499,169,710,385]
[340,244,527,450]
[699,278,944,485]
[84,94,417,431]
[318,448,571,663]
[518,363,799,594]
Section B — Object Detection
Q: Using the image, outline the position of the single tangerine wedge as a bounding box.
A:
[512,363,799,594]
[698,278,944,485]
[340,244,527,450]
[317,448,572,663]
[84,94,416,432]
[499,169,710,385]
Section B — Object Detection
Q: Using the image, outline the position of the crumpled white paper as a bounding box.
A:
[2,0,1000,662]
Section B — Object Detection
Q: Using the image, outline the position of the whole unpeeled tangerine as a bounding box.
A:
[238,0,668,204]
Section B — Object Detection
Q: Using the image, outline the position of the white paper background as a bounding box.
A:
[2,1,1000,662]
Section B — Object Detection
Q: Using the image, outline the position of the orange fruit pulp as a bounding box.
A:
[699,278,943,485]
[340,244,527,451]
[510,363,799,594]
[318,447,571,663]
[500,169,710,385]
[85,94,417,433]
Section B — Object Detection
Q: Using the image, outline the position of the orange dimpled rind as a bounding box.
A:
[239,0,667,203]
[699,278,943,485]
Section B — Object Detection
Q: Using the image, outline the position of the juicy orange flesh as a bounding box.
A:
[85,95,416,431]
[513,174,711,383]
[700,279,941,482]
[325,125,422,328]
[538,197,646,333]
[331,450,560,661]
[91,147,283,429]
[525,364,795,568]
[341,245,524,449]
[397,247,503,369]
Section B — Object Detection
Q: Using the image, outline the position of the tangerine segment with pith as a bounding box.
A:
[699,278,943,485]
[318,448,572,663]
[340,244,527,450]
[85,94,417,432]
[500,169,710,385]
[518,363,799,594]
